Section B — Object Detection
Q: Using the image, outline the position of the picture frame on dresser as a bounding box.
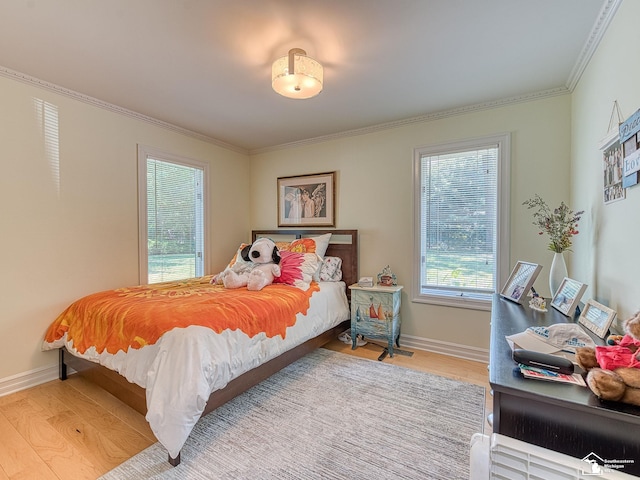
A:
[277,171,336,227]
[551,277,587,317]
[499,261,542,304]
[578,299,617,338]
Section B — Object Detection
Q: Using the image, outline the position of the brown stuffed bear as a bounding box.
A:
[575,312,640,406]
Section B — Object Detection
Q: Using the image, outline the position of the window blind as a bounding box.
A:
[420,145,498,295]
[146,157,204,283]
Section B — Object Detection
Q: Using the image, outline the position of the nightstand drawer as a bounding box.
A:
[354,314,400,338]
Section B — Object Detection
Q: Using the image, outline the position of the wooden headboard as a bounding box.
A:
[252,229,358,294]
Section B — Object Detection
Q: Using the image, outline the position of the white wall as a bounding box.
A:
[250,95,572,351]
[0,75,251,380]
[571,0,640,331]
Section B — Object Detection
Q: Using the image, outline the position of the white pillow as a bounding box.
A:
[309,233,331,259]
[309,233,331,280]
[319,256,343,282]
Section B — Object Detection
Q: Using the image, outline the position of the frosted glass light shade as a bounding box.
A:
[272,48,323,99]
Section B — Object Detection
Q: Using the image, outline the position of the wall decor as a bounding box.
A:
[621,132,640,189]
[578,299,616,338]
[619,107,640,189]
[601,131,626,204]
[550,277,587,317]
[277,171,335,227]
[499,261,542,304]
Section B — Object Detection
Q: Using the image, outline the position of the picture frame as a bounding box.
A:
[578,299,617,338]
[499,261,542,304]
[619,107,640,191]
[277,172,336,227]
[600,130,626,204]
[551,277,588,317]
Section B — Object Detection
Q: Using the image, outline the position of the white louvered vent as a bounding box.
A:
[470,433,635,480]
[490,434,635,480]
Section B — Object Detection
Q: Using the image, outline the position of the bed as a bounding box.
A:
[42,229,358,466]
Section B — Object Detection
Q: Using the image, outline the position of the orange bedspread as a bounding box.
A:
[44,276,320,355]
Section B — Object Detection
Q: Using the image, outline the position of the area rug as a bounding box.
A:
[100,348,485,480]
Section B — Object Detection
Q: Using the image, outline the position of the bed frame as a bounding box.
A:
[58,229,358,466]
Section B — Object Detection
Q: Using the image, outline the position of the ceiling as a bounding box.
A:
[0,0,614,153]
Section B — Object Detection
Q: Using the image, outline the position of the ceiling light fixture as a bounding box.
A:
[272,48,323,99]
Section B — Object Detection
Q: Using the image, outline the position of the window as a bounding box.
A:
[138,145,208,284]
[413,134,510,310]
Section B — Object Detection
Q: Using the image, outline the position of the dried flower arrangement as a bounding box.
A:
[523,194,584,253]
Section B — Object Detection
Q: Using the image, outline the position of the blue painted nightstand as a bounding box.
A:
[348,284,403,357]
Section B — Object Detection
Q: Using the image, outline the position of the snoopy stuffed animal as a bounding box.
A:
[217,238,281,291]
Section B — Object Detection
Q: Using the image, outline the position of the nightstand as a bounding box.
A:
[348,284,403,357]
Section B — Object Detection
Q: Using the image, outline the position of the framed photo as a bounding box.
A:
[277,172,335,227]
[551,277,587,317]
[617,107,640,193]
[578,299,616,338]
[500,261,542,304]
[601,131,626,204]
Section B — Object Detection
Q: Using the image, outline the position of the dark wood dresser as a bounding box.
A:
[489,294,640,476]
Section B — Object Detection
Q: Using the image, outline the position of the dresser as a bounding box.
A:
[349,284,403,357]
[489,294,640,476]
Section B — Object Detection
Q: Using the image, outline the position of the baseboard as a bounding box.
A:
[1,336,489,397]
[399,334,489,364]
[0,364,59,397]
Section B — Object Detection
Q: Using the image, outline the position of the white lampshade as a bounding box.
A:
[272,48,323,99]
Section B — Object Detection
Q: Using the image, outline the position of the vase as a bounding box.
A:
[549,252,567,297]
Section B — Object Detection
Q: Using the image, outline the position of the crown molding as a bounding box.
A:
[250,87,569,155]
[0,65,248,155]
[566,0,622,91]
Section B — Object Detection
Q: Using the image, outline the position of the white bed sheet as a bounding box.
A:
[46,282,349,459]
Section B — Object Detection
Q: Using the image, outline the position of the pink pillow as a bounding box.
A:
[273,251,320,290]
[277,233,331,281]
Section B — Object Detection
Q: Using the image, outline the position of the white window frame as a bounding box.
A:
[412,133,511,311]
[137,144,209,284]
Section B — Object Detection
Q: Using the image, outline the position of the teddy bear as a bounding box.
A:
[575,311,640,406]
[213,237,282,291]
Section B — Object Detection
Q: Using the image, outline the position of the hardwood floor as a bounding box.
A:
[0,341,491,479]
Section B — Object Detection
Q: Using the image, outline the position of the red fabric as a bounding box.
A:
[595,334,640,370]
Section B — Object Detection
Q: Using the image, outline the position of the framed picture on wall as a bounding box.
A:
[618,107,640,192]
[277,172,336,227]
[500,261,542,304]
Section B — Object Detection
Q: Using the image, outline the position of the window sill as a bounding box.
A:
[412,291,491,311]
